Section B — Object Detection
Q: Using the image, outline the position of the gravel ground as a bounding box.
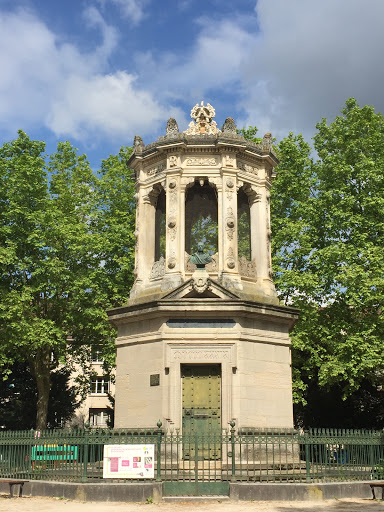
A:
[1,495,384,512]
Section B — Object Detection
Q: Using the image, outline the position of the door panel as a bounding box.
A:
[182,364,221,460]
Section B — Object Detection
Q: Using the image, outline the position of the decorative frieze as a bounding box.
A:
[185,157,217,166]
[237,161,259,175]
[173,350,230,361]
[146,162,166,176]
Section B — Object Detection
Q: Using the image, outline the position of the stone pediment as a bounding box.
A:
[162,278,239,300]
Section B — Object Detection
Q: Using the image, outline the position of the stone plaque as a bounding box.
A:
[150,374,160,386]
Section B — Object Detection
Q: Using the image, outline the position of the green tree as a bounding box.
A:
[0,132,135,429]
[0,363,78,430]
[303,99,384,397]
[243,101,384,417]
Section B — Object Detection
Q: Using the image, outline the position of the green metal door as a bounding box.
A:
[181,364,221,460]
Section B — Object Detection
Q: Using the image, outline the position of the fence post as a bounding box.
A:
[304,430,310,482]
[82,421,90,482]
[156,420,162,482]
[230,420,236,480]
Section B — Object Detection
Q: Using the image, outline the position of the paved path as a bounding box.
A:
[1,496,383,512]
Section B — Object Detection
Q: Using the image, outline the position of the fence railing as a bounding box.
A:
[0,424,383,484]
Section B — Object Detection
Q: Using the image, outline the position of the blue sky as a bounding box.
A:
[1,0,383,169]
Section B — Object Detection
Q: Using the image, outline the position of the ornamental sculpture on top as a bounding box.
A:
[127,101,278,305]
[184,102,221,135]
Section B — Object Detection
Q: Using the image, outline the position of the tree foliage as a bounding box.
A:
[244,99,384,424]
[0,132,135,429]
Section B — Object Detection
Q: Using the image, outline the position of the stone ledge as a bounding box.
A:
[229,481,374,501]
[0,480,375,502]
[0,480,162,503]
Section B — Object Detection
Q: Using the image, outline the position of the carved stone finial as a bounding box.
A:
[184,101,221,135]
[222,117,237,134]
[166,118,179,137]
[133,135,145,152]
[262,132,273,152]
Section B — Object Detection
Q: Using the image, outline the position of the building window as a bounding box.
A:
[91,377,110,394]
[91,348,104,363]
[89,408,110,427]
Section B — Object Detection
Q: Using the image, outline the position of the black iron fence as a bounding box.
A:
[0,423,383,485]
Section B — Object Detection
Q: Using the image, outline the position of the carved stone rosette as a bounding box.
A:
[226,247,236,270]
[226,178,234,201]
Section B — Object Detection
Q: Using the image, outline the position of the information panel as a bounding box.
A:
[103,444,155,479]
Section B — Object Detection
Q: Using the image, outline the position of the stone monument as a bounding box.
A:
[108,102,299,433]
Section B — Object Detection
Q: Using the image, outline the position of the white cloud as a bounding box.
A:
[0,7,177,142]
[239,0,384,139]
[133,17,258,123]
[96,0,148,25]
[137,0,384,140]
[47,72,173,141]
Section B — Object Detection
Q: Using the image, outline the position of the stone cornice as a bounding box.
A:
[107,298,299,329]
[128,133,278,170]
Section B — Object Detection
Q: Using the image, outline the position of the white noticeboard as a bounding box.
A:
[103,444,155,479]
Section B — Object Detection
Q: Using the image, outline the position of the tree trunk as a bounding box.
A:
[30,349,52,430]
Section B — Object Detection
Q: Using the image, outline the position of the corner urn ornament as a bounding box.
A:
[184,101,221,135]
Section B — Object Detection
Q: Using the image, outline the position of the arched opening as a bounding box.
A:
[237,187,251,260]
[155,188,166,261]
[185,179,218,255]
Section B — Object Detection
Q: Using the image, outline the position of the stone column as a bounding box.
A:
[162,154,183,291]
[130,185,156,296]
[249,169,274,294]
[220,153,243,290]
